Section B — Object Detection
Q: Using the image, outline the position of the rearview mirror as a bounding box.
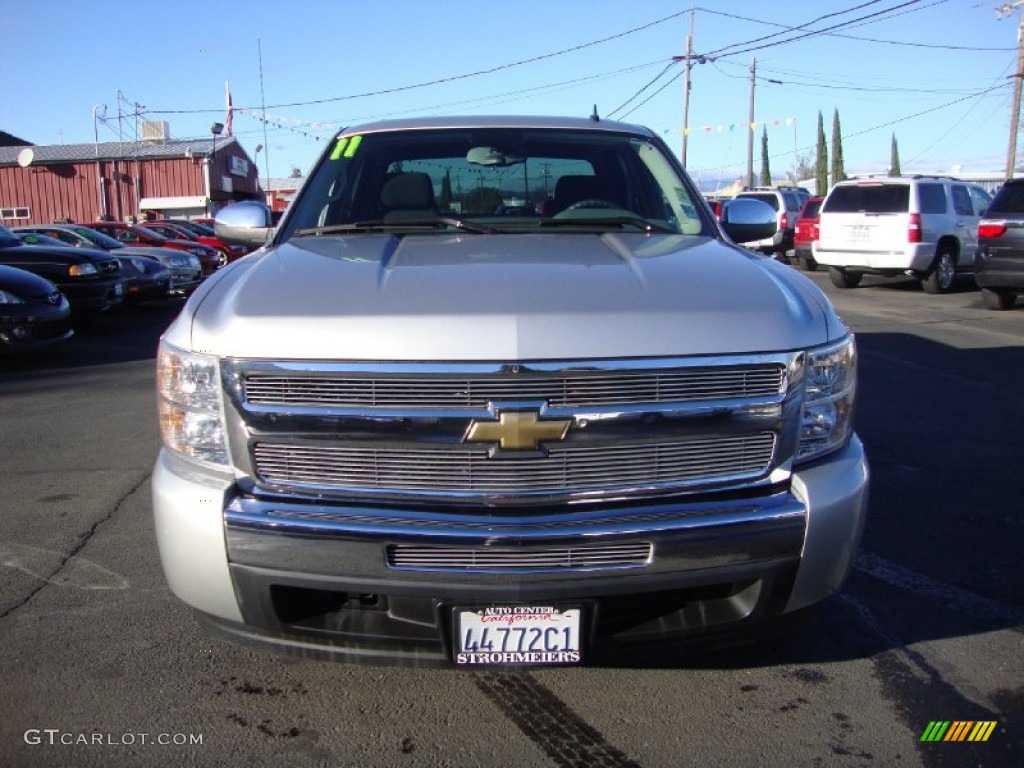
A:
[466,147,525,167]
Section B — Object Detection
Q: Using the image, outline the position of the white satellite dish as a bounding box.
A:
[17,147,34,167]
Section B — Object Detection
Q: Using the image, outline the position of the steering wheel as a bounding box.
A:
[564,198,619,211]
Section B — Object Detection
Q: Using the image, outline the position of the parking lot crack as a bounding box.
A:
[0,469,150,621]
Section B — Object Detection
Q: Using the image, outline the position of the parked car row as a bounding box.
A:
[0,215,240,353]
[0,224,124,320]
[14,231,173,305]
[86,220,224,276]
[706,176,1021,310]
[14,223,205,294]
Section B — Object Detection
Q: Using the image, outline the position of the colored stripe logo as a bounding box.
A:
[920,721,997,742]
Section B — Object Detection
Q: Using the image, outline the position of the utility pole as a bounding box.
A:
[1003,4,1024,180]
[681,5,695,166]
[746,58,756,188]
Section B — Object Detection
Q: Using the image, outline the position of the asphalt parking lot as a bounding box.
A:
[0,271,1021,767]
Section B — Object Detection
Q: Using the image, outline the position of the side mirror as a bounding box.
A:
[720,198,778,245]
[214,201,274,248]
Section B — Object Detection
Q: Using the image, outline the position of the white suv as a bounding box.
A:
[814,176,992,294]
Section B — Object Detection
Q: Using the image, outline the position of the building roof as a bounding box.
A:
[0,130,32,147]
[264,176,306,191]
[0,137,240,166]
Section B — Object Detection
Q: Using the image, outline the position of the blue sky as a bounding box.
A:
[2,1,1016,187]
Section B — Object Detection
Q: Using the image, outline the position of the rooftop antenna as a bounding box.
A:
[590,105,600,122]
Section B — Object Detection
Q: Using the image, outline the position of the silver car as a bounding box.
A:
[154,115,868,667]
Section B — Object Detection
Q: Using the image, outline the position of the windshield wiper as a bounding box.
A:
[538,216,676,234]
[296,217,495,236]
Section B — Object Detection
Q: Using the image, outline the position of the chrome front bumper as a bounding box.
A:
[153,437,867,664]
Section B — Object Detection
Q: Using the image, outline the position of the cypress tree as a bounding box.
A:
[440,169,452,208]
[760,126,771,186]
[815,111,828,196]
[889,134,901,176]
[831,109,846,184]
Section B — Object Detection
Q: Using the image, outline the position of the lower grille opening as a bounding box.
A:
[594,581,762,639]
[270,585,384,627]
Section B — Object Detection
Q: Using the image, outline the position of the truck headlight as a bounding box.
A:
[157,342,228,466]
[796,335,856,463]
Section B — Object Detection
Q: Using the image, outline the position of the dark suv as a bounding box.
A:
[0,224,124,315]
[976,179,1024,310]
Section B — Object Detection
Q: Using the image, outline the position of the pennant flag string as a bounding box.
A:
[676,117,795,137]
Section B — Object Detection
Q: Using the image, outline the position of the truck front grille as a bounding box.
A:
[224,355,799,506]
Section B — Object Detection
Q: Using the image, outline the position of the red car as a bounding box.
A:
[792,196,824,272]
[147,220,247,264]
[85,221,222,276]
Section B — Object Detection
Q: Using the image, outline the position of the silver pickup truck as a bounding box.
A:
[153,115,868,667]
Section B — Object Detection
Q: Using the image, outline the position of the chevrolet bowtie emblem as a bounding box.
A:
[464,411,572,451]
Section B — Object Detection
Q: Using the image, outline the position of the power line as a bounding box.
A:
[700,0,888,57]
[607,60,681,118]
[703,0,929,60]
[144,11,685,116]
[619,71,686,120]
[696,3,1010,52]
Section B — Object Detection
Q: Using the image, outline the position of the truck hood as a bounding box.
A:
[177,233,842,360]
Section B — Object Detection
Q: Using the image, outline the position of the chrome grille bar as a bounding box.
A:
[387,542,653,571]
[244,367,784,410]
[252,434,776,495]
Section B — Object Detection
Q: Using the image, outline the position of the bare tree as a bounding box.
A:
[790,153,815,184]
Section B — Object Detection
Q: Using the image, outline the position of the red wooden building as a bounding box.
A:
[0,124,263,225]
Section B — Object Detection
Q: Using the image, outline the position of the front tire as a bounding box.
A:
[829,267,862,289]
[922,247,956,294]
[981,287,1017,310]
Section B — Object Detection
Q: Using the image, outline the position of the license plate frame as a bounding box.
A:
[453,605,582,666]
[850,224,870,240]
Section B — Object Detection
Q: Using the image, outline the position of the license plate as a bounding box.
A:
[454,606,581,666]
[850,225,870,240]
[114,282,124,296]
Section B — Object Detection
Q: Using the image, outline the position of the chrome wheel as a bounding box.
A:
[922,249,956,294]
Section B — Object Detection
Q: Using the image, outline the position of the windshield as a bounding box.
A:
[131,224,169,239]
[72,226,125,250]
[824,184,910,214]
[280,127,710,239]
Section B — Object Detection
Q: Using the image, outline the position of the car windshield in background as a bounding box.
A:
[988,184,1024,214]
[280,127,709,239]
[824,184,910,214]
[739,193,780,210]
[72,227,125,249]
